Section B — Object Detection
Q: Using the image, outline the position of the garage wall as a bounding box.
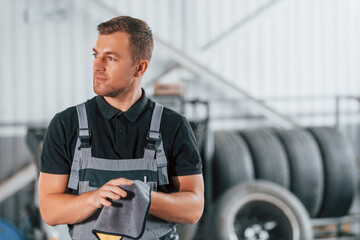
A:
[1,0,360,128]
[184,0,360,127]
[0,0,95,124]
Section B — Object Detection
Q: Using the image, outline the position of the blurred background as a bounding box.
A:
[1,0,360,239]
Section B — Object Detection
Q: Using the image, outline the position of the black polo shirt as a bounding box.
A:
[40,90,202,192]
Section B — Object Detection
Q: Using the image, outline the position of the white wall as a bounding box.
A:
[1,0,360,128]
[0,0,97,124]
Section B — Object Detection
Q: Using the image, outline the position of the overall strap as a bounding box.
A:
[149,102,163,138]
[77,103,91,146]
[68,103,92,190]
[144,103,163,159]
[143,103,169,186]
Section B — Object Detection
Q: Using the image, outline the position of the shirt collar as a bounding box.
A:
[96,89,148,122]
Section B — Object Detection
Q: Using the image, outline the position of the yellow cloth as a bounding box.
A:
[95,233,122,240]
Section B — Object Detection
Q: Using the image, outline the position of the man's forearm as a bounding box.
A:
[149,191,204,224]
[39,174,133,226]
[39,191,98,226]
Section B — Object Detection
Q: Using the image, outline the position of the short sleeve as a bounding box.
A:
[169,117,203,176]
[40,113,71,174]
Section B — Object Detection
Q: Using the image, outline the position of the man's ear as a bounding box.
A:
[134,60,149,77]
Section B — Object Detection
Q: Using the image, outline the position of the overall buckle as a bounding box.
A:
[146,130,161,150]
[146,130,161,141]
[78,128,91,148]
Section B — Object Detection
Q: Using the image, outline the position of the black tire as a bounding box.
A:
[307,127,358,218]
[177,223,198,240]
[213,131,255,198]
[240,129,290,188]
[209,180,313,240]
[275,129,324,217]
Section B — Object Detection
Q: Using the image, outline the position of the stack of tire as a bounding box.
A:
[205,127,358,240]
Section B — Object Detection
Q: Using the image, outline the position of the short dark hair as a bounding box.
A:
[97,16,154,63]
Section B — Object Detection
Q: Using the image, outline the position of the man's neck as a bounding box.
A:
[104,88,142,112]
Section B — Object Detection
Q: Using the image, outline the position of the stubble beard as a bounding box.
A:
[93,80,129,99]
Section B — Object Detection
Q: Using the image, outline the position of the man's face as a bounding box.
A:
[92,32,138,98]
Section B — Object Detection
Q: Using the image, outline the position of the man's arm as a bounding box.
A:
[39,173,204,226]
[149,174,204,224]
[38,173,133,226]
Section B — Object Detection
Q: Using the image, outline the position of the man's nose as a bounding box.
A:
[93,58,105,71]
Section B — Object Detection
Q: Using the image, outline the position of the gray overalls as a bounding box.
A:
[67,102,176,240]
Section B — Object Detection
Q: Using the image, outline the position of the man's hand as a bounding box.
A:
[38,173,133,226]
[88,178,133,208]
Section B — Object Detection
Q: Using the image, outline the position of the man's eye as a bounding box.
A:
[92,53,98,58]
[107,56,114,61]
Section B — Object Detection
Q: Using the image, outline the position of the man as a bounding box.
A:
[39,16,204,240]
